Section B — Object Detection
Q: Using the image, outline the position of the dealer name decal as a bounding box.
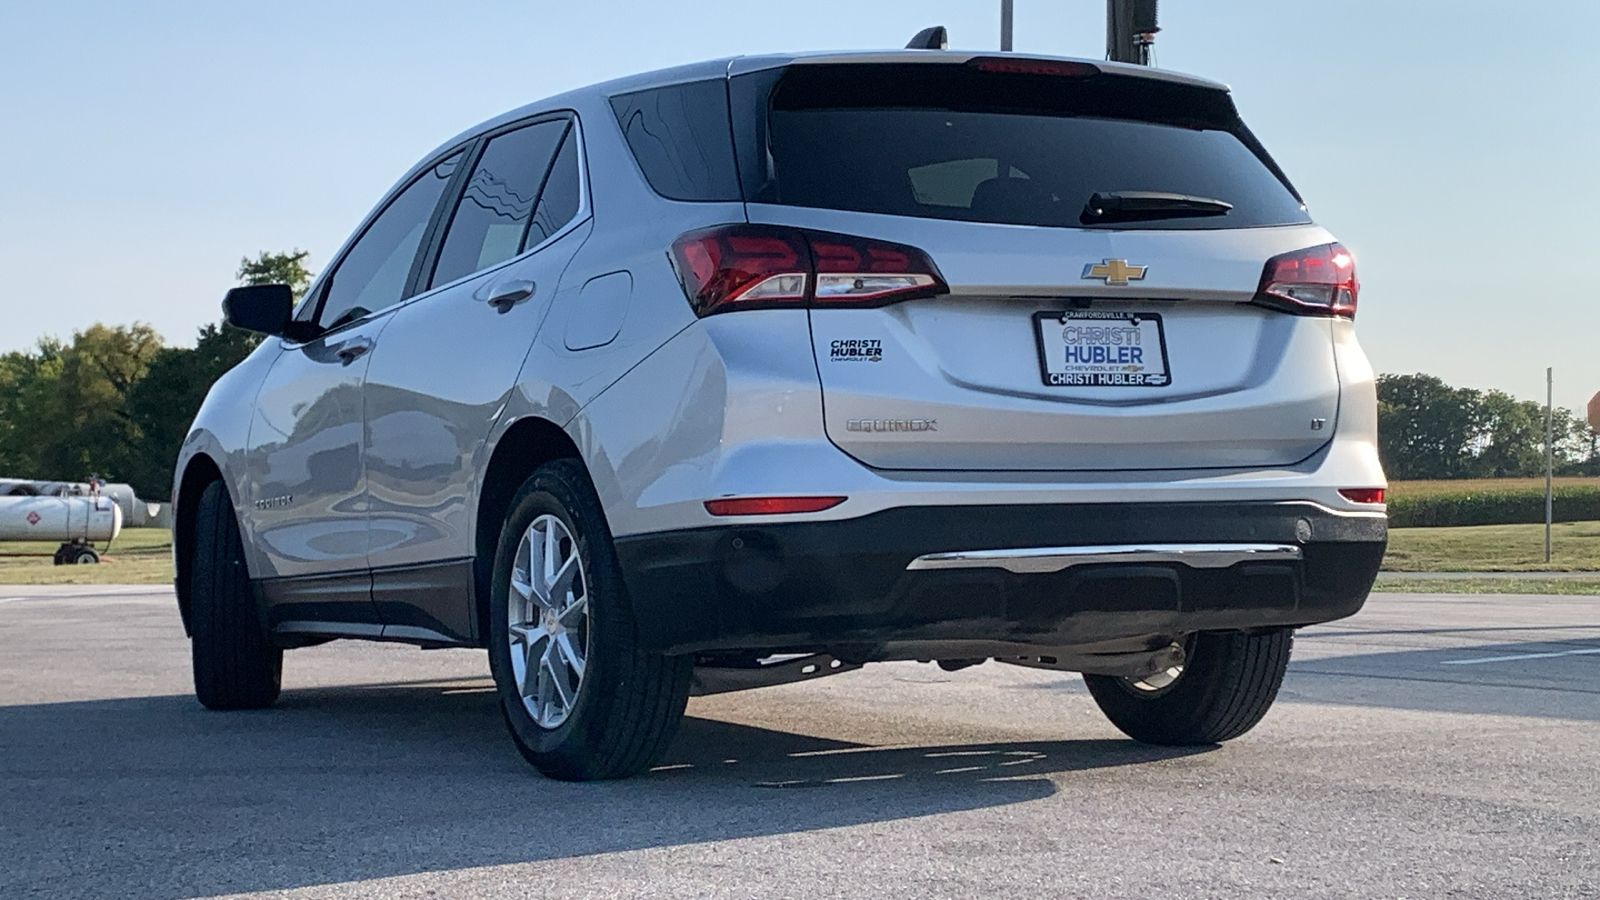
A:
[830,339,883,362]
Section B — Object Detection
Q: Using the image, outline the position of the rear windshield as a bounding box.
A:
[730,64,1310,231]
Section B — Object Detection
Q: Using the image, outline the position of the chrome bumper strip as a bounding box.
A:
[904,543,1303,574]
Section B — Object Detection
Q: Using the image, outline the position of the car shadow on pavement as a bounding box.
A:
[0,680,1208,900]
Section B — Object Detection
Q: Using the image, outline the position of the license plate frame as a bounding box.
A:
[1033,310,1172,388]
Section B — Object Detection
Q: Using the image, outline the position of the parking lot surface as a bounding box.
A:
[3,585,1598,899]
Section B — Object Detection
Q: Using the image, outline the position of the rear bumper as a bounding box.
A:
[614,501,1385,656]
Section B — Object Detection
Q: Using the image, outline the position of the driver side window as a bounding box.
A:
[317,152,462,331]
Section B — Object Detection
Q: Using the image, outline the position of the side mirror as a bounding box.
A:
[222,284,304,338]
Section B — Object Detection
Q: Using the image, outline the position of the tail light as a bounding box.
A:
[670,225,947,317]
[1338,488,1386,504]
[1253,242,1359,318]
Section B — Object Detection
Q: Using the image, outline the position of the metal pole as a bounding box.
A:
[1000,0,1013,51]
[1546,367,1555,564]
[1106,0,1158,65]
[1107,0,1131,62]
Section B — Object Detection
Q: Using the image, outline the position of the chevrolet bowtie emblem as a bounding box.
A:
[1082,259,1147,286]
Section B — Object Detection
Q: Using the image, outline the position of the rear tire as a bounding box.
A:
[190,481,281,710]
[71,546,99,564]
[488,459,692,781]
[1084,629,1292,745]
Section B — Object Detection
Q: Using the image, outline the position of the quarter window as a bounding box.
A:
[610,80,741,202]
[525,128,581,248]
[430,120,568,289]
[318,153,462,330]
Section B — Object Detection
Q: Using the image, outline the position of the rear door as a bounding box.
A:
[734,61,1341,471]
[362,114,590,642]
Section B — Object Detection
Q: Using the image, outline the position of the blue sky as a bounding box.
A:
[2,0,1596,412]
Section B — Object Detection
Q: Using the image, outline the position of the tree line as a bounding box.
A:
[1377,373,1598,479]
[1,252,1596,499]
[0,251,311,499]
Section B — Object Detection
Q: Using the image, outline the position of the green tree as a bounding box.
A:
[0,340,66,478]
[0,325,162,484]
[1549,410,1599,477]
[1472,390,1546,478]
[237,248,314,300]
[1376,374,1484,479]
[1376,373,1597,480]
[120,250,316,496]
[1565,422,1600,476]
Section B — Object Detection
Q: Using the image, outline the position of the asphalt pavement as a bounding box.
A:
[3,584,1599,899]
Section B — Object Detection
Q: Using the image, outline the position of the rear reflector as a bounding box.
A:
[704,496,847,516]
[1254,242,1359,318]
[671,225,947,316]
[1338,488,1386,504]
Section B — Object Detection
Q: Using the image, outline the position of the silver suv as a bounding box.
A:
[175,50,1387,781]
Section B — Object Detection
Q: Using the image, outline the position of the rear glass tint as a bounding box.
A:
[610,79,741,202]
[430,120,567,288]
[734,64,1309,231]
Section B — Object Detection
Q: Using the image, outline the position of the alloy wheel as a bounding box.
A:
[507,514,590,729]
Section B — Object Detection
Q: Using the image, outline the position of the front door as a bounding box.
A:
[247,320,389,580]
[244,150,464,630]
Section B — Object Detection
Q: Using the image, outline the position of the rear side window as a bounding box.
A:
[610,80,741,202]
[430,119,569,288]
[319,152,462,330]
[733,64,1310,231]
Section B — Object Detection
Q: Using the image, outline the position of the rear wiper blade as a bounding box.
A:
[1080,191,1234,224]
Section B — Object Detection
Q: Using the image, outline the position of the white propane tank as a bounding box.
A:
[1,479,154,525]
[0,495,123,543]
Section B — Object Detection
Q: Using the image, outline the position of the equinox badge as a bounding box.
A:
[846,418,937,433]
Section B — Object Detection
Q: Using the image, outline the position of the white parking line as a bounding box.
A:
[1442,647,1600,666]
[0,588,173,604]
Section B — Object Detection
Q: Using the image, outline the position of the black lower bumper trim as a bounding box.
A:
[614,501,1386,656]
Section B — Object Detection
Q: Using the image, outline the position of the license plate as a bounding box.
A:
[1034,310,1171,387]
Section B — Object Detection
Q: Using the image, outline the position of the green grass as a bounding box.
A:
[0,527,173,585]
[1375,518,1600,593]
[6,514,1600,595]
[1371,577,1600,596]
[1382,520,1600,572]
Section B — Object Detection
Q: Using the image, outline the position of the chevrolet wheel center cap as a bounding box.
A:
[1082,258,1147,286]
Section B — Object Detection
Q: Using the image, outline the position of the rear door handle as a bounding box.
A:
[336,338,372,364]
[481,279,536,312]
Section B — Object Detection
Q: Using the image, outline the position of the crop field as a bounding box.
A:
[1386,477,1600,527]
[1389,477,1600,498]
